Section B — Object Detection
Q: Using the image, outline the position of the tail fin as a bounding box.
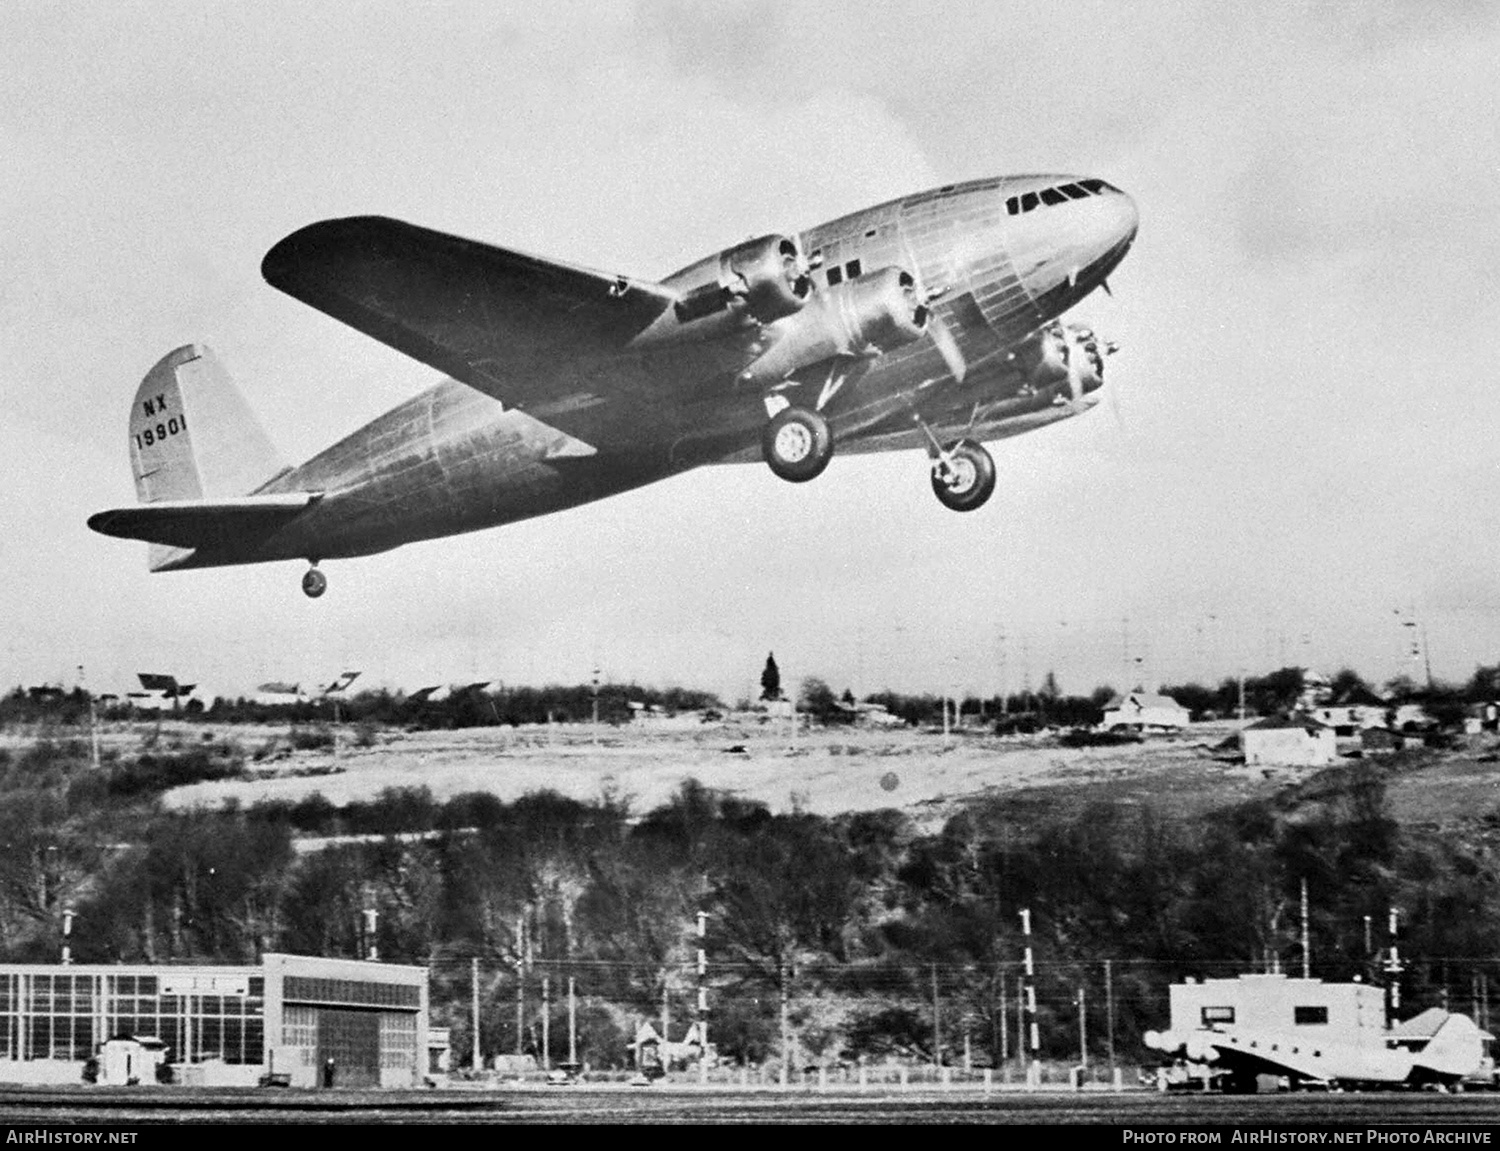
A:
[129,345,286,568]
[1411,1014,1490,1081]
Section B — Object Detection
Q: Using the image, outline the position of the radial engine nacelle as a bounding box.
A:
[638,233,814,347]
[737,266,929,389]
[1011,322,1106,396]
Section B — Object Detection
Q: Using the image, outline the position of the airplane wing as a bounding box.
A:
[261,217,677,412]
[87,493,321,551]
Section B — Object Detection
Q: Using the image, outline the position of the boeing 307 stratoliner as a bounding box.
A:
[89,175,1138,597]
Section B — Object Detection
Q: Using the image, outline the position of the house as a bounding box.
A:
[854,702,905,728]
[1242,714,1336,767]
[1465,702,1500,735]
[1311,685,1389,736]
[1102,691,1191,732]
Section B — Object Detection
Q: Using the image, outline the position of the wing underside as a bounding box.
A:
[261,217,675,409]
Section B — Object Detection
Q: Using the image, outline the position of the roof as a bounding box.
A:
[1244,713,1329,732]
[1330,685,1387,707]
[1105,692,1188,711]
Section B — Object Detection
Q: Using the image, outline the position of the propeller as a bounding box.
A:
[1062,326,1088,413]
[928,310,968,384]
[914,282,967,384]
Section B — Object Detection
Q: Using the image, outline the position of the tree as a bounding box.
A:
[799,677,845,723]
[760,653,782,702]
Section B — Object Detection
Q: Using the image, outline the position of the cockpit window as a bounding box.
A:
[1007,179,1117,217]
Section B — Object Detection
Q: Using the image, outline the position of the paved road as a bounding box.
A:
[5,1085,1500,1126]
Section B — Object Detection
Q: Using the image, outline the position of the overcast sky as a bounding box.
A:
[4,0,1499,704]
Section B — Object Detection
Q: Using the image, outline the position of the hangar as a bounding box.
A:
[0,952,427,1088]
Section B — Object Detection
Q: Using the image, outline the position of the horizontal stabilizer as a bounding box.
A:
[87,493,322,557]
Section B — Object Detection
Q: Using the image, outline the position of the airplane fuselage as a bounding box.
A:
[153,175,1138,569]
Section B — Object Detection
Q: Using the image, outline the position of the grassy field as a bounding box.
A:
[18,715,1500,838]
[132,718,1289,827]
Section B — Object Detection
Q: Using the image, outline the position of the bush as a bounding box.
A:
[107,742,245,797]
[288,726,336,751]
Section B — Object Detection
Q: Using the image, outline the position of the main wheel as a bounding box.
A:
[762,406,833,483]
[930,439,996,512]
[302,567,327,599]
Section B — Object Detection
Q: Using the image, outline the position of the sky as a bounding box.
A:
[3,0,1499,706]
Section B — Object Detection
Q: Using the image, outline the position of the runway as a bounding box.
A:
[4,1085,1500,1126]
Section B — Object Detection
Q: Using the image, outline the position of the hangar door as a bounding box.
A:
[316,1008,380,1088]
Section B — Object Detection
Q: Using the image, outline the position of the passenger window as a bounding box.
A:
[1041,188,1068,206]
[845,258,862,280]
[1059,184,1089,200]
[1021,191,1039,213]
[1006,196,1020,215]
[826,265,844,286]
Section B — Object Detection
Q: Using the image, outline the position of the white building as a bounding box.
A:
[0,953,428,1088]
[1242,715,1337,767]
[1101,692,1191,732]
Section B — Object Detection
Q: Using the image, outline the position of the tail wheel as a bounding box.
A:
[302,566,327,599]
[931,439,996,512]
[762,406,833,483]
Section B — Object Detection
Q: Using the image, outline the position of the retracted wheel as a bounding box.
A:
[302,566,327,599]
[762,406,833,483]
[930,439,996,512]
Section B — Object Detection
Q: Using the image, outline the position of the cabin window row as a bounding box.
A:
[1006,179,1117,216]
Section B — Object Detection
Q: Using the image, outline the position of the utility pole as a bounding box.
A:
[515,914,525,1056]
[1300,878,1311,979]
[568,975,578,1067]
[1076,986,1087,1069]
[1021,908,1039,1089]
[541,975,551,1071]
[61,905,74,966]
[1104,959,1115,1068]
[591,665,600,746]
[696,910,709,1083]
[1385,906,1404,1022]
[998,968,1009,1066]
[78,665,100,771]
[471,957,480,1073]
[931,963,942,1068]
[779,956,790,1086]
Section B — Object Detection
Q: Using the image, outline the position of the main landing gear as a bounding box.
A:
[761,405,833,483]
[301,563,327,599]
[758,402,995,513]
[930,438,996,512]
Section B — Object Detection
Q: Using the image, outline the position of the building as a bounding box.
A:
[1101,691,1191,732]
[1311,685,1389,735]
[1242,714,1336,767]
[1156,973,1387,1047]
[0,953,427,1088]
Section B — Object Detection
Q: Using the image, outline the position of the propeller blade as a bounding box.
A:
[1065,338,1085,409]
[928,314,967,384]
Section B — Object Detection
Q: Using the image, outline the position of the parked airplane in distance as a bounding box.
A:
[89,175,1138,597]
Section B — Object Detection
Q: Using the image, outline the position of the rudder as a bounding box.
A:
[130,345,286,503]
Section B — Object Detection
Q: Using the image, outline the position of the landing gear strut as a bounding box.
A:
[930,439,996,512]
[762,405,833,483]
[301,564,327,599]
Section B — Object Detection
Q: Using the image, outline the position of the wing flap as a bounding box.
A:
[88,493,321,551]
[261,217,675,405]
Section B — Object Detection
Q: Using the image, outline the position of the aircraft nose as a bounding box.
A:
[1091,186,1138,265]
